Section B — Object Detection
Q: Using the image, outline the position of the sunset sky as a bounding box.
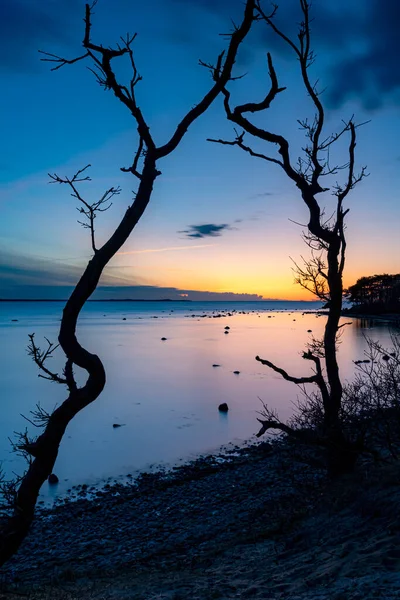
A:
[1,0,399,300]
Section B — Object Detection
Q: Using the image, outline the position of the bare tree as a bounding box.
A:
[0,0,257,566]
[209,0,367,475]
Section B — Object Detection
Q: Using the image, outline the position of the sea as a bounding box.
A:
[0,300,398,501]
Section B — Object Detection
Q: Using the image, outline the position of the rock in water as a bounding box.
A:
[48,473,59,485]
[218,403,229,413]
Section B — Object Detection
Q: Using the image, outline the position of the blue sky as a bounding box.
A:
[1,0,399,300]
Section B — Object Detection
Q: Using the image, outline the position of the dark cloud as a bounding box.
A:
[171,0,400,110]
[264,0,400,110]
[0,0,80,71]
[0,252,83,287]
[179,223,233,239]
[0,282,264,302]
[171,0,242,20]
[3,0,397,107]
[250,1,400,110]
[0,249,133,296]
[0,249,266,300]
[92,286,264,301]
[249,192,274,199]
[325,0,400,109]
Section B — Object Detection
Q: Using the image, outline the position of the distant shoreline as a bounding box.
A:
[0,298,191,303]
[0,298,315,303]
[342,308,400,323]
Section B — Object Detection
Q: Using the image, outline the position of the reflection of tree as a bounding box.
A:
[346,274,400,313]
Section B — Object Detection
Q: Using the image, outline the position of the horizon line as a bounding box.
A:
[0,298,320,303]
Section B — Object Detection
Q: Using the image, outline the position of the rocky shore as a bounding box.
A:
[2,440,400,599]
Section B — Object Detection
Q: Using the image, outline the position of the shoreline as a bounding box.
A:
[1,439,325,584]
[2,307,337,498]
[2,310,400,598]
[3,439,400,599]
[341,310,400,324]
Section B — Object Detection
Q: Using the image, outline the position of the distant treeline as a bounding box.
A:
[345,273,400,314]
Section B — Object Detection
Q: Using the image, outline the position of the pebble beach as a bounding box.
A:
[3,439,400,599]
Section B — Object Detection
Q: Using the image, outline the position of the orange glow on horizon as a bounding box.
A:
[108,237,374,301]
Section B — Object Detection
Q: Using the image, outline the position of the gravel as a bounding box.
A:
[2,440,325,586]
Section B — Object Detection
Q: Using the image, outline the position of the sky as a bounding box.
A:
[1,0,399,300]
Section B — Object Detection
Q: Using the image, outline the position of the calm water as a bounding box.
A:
[0,301,397,499]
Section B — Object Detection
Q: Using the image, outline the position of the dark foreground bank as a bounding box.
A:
[2,440,400,599]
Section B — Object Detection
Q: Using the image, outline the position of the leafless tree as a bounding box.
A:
[209,0,367,475]
[288,335,400,461]
[0,0,257,566]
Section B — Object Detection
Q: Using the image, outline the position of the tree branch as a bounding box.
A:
[49,166,119,252]
[120,135,144,178]
[255,355,319,384]
[155,0,257,158]
[27,334,67,386]
[232,52,286,116]
[208,129,284,166]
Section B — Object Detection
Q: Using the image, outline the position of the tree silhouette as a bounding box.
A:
[0,0,257,566]
[346,273,400,313]
[209,0,367,475]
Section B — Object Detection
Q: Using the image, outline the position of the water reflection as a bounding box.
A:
[0,305,398,499]
[340,316,399,374]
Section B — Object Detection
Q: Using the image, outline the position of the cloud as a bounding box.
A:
[170,0,240,19]
[177,0,400,110]
[5,0,397,108]
[0,248,137,297]
[117,244,216,255]
[0,0,80,71]
[179,223,233,239]
[0,247,269,300]
[0,281,266,302]
[248,192,274,199]
[324,0,400,109]
[0,251,83,288]
[92,286,265,301]
[257,0,400,110]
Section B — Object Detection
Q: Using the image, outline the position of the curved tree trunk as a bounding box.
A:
[0,158,158,566]
[0,0,257,565]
